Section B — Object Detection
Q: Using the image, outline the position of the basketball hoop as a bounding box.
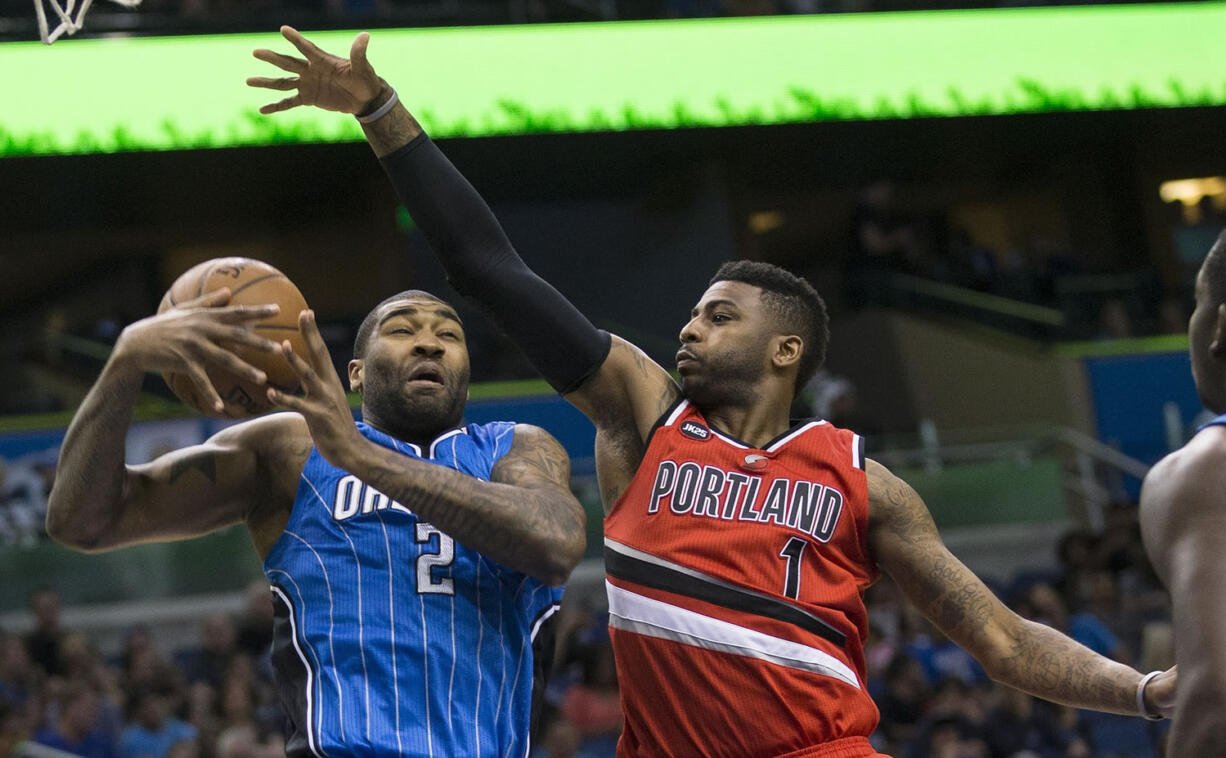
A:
[33,0,142,44]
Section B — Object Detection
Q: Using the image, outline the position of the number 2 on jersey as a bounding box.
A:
[415,523,456,595]
[779,537,808,599]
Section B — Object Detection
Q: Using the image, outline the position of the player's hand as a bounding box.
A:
[248,26,387,116]
[267,309,364,468]
[113,290,282,414]
[1145,665,1176,719]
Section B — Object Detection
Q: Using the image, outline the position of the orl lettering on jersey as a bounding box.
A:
[645,461,845,542]
[330,474,413,521]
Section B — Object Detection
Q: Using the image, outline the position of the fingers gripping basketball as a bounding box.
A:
[158,257,309,418]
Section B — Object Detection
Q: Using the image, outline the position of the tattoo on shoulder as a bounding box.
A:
[169,454,217,485]
[495,431,570,486]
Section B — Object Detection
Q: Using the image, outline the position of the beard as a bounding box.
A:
[679,345,765,411]
[360,364,469,444]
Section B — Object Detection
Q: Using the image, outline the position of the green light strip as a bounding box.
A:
[2,3,1224,156]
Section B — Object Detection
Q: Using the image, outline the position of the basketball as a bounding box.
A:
[157,257,309,418]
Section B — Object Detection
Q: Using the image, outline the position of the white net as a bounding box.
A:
[33,0,142,44]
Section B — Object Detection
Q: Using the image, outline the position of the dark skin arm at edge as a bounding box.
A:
[1141,441,1226,752]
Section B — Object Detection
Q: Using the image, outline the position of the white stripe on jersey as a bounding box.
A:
[418,588,434,757]
[301,474,372,740]
[663,400,690,427]
[852,434,863,469]
[474,568,484,757]
[269,578,326,757]
[373,511,404,756]
[606,581,860,689]
[284,531,346,742]
[766,420,827,452]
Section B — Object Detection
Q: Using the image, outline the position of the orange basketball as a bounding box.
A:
[157,257,309,418]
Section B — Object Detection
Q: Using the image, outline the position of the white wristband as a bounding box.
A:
[1136,670,1163,721]
[356,88,399,124]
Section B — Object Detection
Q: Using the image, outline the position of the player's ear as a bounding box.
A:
[1212,305,1226,358]
[772,335,803,370]
[348,359,364,394]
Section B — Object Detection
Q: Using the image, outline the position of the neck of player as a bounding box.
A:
[701,396,795,449]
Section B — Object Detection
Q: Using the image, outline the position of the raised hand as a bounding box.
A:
[114,289,281,414]
[266,309,364,468]
[248,25,386,116]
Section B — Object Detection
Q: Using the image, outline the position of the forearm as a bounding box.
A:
[987,617,1144,715]
[357,87,423,158]
[374,123,610,394]
[344,443,584,584]
[46,356,144,549]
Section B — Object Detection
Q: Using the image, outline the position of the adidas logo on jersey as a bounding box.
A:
[680,421,710,440]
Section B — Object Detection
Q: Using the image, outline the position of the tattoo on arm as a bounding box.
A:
[358,426,584,583]
[869,461,1140,714]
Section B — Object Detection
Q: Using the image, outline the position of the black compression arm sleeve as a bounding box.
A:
[379,134,611,395]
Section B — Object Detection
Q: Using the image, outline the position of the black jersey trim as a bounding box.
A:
[643,396,690,449]
[604,540,846,648]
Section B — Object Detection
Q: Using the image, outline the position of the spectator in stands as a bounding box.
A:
[24,589,64,677]
[845,179,921,307]
[0,631,38,711]
[559,636,621,756]
[175,616,236,689]
[982,684,1091,758]
[118,626,183,699]
[873,654,930,751]
[119,686,197,758]
[31,683,116,758]
[233,582,273,660]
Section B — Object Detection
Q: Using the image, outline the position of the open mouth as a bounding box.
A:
[407,364,445,386]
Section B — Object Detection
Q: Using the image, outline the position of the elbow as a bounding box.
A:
[539,530,587,587]
[45,490,110,553]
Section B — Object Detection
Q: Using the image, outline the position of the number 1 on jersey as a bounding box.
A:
[779,537,807,599]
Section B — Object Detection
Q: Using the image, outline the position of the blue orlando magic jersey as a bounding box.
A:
[1200,414,1226,431]
[264,421,564,758]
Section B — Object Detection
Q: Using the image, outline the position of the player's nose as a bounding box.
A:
[412,338,445,359]
[679,317,702,344]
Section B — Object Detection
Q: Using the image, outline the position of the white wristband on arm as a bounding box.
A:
[356,88,399,124]
[1136,670,1163,721]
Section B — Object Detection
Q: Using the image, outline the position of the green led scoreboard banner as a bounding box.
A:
[2,2,1225,156]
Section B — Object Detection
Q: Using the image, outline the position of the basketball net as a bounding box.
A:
[33,0,142,44]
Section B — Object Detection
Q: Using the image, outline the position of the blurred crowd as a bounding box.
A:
[0,502,1172,758]
[1,582,284,758]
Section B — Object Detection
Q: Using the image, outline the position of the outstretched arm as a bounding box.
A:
[1141,439,1226,753]
[866,459,1175,717]
[248,28,679,445]
[47,292,285,552]
[268,309,586,585]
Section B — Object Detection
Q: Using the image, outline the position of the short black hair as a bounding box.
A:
[352,290,448,359]
[709,260,829,393]
[1203,230,1226,305]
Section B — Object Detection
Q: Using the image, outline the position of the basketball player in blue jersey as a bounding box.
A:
[1139,230,1226,754]
[46,287,586,757]
[250,27,1179,757]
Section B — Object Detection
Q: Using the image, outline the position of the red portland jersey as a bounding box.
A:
[603,400,882,758]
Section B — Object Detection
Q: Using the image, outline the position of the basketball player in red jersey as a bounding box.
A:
[250,27,1177,757]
